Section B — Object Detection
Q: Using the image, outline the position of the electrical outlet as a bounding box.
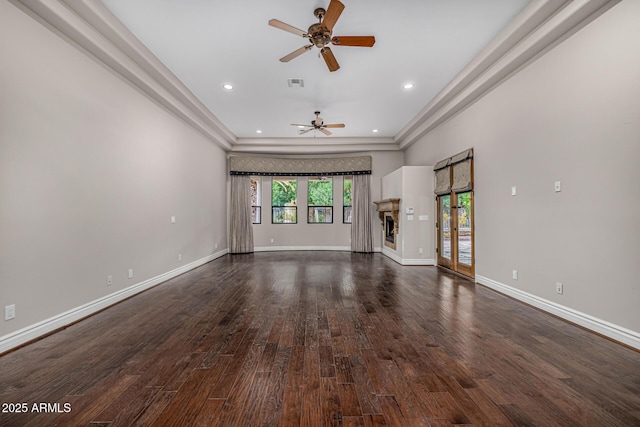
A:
[511,186,517,196]
[171,216,176,224]
[5,304,15,321]
[215,243,218,249]
[418,248,424,255]
[107,275,113,286]
[128,268,134,279]
[556,282,563,294]
[178,253,182,261]
[554,181,562,192]
[512,270,518,280]
[270,238,274,243]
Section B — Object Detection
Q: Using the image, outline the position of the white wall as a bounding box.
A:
[403,0,640,337]
[241,152,403,250]
[0,1,228,343]
[381,166,434,264]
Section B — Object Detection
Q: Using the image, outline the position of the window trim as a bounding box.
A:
[343,206,352,224]
[271,206,298,224]
[271,176,298,224]
[252,206,261,224]
[307,206,334,224]
[307,176,334,224]
[343,176,352,224]
[251,176,262,225]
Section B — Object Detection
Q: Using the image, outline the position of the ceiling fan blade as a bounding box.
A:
[321,0,345,32]
[324,123,345,128]
[319,128,333,136]
[331,36,375,47]
[290,123,311,127]
[321,47,340,72]
[299,128,314,135]
[279,45,313,62]
[268,19,307,37]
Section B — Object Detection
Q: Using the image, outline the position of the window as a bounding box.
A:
[250,177,261,224]
[308,176,333,223]
[272,177,297,223]
[343,176,352,223]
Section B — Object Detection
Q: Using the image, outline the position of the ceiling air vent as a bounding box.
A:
[287,78,304,88]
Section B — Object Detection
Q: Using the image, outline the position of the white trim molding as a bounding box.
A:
[11,0,620,154]
[233,138,399,155]
[476,275,640,351]
[381,248,435,266]
[401,258,436,266]
[254,246,351,252]
[395,0,621,149]
[0,250,228,355]
[10,0,235,151]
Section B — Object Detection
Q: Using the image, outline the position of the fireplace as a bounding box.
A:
[374,198,400,250]
[385,214,396,247]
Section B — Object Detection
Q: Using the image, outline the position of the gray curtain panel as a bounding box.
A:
[351,174,374,253]
[229,175,254,254]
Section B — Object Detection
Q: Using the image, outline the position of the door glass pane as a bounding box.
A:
[440,195,451,259]
[457,192,472,265]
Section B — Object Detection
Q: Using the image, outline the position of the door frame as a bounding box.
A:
[436,194,454,270]
[435,155,475,278]
[453,190,475,278]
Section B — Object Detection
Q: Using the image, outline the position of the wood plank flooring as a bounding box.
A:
[1,252,639,426]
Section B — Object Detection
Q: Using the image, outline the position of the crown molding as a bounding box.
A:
[11,0,235,150]
[233,137,399,154]
[12,0,619,154]
[395,0,620,150]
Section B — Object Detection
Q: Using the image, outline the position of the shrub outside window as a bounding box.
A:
[308,176,333,223]
[251,176,261,224]
[343,176,352,224]
[272,177,297,224]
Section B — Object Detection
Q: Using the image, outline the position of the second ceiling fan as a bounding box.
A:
[269,0,375,72]
[292,111,345,136]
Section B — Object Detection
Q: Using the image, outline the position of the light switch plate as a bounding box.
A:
[5,304,15,320]
[554,181,561,192]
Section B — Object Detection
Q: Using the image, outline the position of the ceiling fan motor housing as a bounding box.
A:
[307,23,332,48]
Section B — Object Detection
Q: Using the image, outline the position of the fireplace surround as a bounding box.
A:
[374,198,400,250]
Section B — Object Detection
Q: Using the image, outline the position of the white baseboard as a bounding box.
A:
[381,248,435,266]
[0,249,228,354]
[254,246,351,252]
[401,258,436,266]
[476,275,640,351]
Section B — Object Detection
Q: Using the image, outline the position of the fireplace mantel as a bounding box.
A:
[374,198,400,227]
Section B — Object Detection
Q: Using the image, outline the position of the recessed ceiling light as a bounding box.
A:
[403,83,414,89]
[223,84,234,90]
[372,129,379,133]
[256,130,262,134]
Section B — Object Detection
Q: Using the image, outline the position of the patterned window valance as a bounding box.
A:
[434,149,473,195]
[228,156,372,176]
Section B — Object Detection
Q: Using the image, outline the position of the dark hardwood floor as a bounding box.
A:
[1,252,639,426]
